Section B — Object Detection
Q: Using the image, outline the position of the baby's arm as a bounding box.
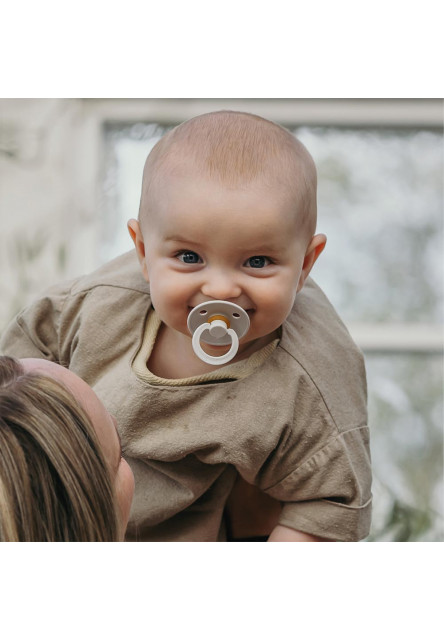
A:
[0,293,62,361]
[268,525,327,542]
[226,476,328,541]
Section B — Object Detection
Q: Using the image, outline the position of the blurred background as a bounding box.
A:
[1,98,442,541]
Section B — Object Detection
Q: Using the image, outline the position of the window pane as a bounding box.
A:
[296,128,443,323]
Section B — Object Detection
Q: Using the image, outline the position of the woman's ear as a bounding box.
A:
[127,219,149,282]
[297,234,327,292]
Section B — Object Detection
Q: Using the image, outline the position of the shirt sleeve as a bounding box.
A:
[0,282,69,362]
[260,425,372,542]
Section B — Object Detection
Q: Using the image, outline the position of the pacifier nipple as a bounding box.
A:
[187,301,250,366]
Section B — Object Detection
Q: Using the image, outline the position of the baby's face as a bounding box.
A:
[140,172,310,353]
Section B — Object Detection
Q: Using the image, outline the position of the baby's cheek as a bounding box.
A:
[263,289,294,316]
[157,275,187,301]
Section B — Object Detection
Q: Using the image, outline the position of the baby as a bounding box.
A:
[0,111,372,541]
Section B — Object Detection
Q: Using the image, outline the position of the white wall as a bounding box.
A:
[0,99,101,331]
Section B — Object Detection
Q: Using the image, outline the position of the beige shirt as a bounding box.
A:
[0,250,372,541]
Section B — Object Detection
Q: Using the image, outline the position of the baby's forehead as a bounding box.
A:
[148,154,308,219]
[148,176,304,250]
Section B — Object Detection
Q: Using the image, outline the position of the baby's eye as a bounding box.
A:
[177,251,202,264]
[245,256,271,269]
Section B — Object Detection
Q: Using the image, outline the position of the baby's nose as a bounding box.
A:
[201,271,242,300]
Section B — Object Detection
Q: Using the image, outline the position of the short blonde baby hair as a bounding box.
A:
[139,110,317,238]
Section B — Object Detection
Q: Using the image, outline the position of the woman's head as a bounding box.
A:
[0,356,134,541]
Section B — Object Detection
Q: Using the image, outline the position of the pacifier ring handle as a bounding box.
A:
[192,324,239,365]
[187,300,250,365]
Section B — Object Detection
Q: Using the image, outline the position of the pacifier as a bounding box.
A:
[187,300,250,365]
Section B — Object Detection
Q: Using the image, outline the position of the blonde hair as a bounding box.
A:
[139,110,318,238]
[0,356,119,541]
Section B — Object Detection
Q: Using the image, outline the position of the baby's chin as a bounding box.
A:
[199,343,236,357]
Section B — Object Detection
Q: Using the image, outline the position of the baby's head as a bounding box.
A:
[139,110,318,243]
[128,111,326,355]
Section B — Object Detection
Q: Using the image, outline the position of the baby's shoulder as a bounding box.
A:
[277,278,367,428]
[281,278,359,361]
[70,250,150,297]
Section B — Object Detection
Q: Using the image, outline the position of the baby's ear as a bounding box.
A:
[127,219,149,282]
[297,234,326,292]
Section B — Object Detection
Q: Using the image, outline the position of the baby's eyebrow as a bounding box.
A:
[242,242,285,255]
[164,234,192,243]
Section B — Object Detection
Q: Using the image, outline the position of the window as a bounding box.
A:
[101,102,443,541]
